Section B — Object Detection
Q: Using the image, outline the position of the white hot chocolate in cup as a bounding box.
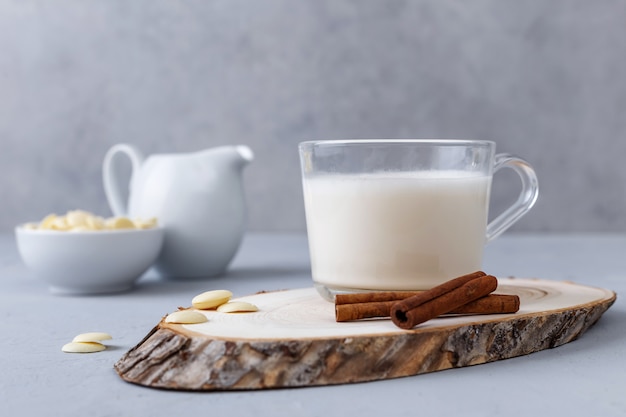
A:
[299,140,538,301]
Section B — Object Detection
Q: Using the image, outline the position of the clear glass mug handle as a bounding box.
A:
[486,153,539,243]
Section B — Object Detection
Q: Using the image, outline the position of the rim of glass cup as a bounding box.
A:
[298,139,495,148]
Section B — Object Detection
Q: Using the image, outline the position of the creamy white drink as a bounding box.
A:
[303,171,492,291]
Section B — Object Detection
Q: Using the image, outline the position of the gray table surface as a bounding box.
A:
[1,233,625,417]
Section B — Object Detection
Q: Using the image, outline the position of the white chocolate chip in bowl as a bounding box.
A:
[133,217,158,229]
[40,214,57,229]
[106,217,136,230]
[85,215,105,230]
[65,210,91,229]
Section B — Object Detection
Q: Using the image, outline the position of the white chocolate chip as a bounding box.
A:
[192,290,232,310]
[26,210,158,232]
[40,214,58,229]
[133,217,158,229]
[106,217,136,229]
[164,310,208,324]
[50,216,70,231]
[62,341,106,353]
[85,215,106,230]
[217,301,259,313]
[72,332,113,343]
[65,210,91,228]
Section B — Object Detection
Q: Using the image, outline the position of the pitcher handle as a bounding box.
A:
[485,153,539,243]
[102,144,144,217]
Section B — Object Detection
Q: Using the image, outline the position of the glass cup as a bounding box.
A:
[298,139,538,301]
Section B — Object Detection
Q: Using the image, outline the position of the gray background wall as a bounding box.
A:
[1,0,625,233]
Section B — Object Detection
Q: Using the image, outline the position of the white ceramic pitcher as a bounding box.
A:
[102,144,253,279]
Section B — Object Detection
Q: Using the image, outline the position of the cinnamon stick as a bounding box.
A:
[335,291,433,305]
[390,274,498,329]
[335,294,520,322]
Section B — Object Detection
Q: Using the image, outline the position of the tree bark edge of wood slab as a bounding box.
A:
[113,279,616,391]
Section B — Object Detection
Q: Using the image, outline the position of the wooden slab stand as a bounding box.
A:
[114,278,615,391]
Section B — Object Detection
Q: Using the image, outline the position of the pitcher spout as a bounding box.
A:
[234,145,254,169]
[195,145,254,171]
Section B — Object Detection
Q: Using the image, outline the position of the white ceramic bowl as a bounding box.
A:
[15,225,164,295]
